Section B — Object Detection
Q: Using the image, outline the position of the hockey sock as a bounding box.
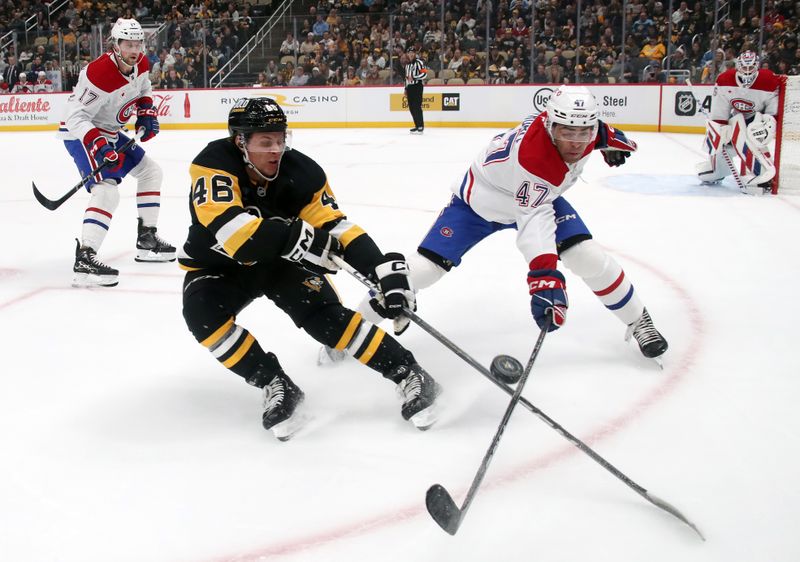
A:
[130,156,163,227]
[202,319,284,386]
[304,305,415,380]
[81,181,120,251]
[561,240,644,326]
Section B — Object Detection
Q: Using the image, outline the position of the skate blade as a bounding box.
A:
[135,249,177,262]
[409,401,440,431]
[317,345,348,366]
[72,272,118,287]
[271,403,312,442]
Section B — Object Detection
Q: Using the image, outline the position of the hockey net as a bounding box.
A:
[775,74,800,194]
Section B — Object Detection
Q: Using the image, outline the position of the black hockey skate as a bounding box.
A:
[135,218,176,262]
[72,239,119,287]
[393,363,442,430]
[261,373,308,441]
[625,308,668,360]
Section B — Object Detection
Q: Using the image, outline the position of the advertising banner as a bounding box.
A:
[0,84,705,133]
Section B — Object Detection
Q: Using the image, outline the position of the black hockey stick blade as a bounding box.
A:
[32,181,80,211]
[426,484,462,535]
[31,133,140,211]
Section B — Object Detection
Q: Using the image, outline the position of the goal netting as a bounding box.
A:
[775,74,800,194]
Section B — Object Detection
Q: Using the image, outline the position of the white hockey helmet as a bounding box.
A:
[111,18,145,43]
[545,85,599,141]
[735,50,759,88]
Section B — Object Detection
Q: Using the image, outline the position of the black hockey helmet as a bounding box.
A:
[228,97,287,137]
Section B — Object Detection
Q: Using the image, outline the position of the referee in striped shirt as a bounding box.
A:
[404,47,427,134]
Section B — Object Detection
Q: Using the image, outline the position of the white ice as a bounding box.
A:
[1,125,799,562]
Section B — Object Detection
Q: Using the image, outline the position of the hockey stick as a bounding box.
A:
[332,255,704,540]
[425,316,550,535]
[32,130,143,211]
[330,255,521,384]
[684,78,749,193]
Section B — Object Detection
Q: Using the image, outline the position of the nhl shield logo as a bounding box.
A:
[675,91,696,116]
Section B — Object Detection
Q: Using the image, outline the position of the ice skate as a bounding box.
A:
[626,308,668,365]
[317,345,347,366]
[72,239,119,287]
[261,373,308,441]
[135,218,176,262]
[410,127,424,135]
[393,363,442,430]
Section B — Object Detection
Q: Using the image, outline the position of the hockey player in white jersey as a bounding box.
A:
[60,18,175,287]
[325,85,668,365]
[696,50,781,192]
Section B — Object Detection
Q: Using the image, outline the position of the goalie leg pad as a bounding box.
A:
[696,147,735,184]
[82,181,120,251]
[729,113,776,186]
[560,239,644,326]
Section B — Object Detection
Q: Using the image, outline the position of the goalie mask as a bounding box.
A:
[735,51,759,88]
[545,85,599,143]
[228,97,293,181]
[110,18,145,70]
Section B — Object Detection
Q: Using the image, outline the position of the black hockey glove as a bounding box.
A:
[281,219,342,274]
[602,149,630,167]
[369,253,416,333]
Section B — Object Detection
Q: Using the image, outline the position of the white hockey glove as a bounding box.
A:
[281,219,342,275]
[369,253,416,335]
[746,113,776,148]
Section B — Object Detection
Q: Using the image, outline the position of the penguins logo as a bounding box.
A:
[302,276,324,292]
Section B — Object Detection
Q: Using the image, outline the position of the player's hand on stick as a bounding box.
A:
[370,253,416,332]
[528,269,568,332]
[281,219,342,274]
[135,99,160,142]
[87,136,124,172]
[602,149,630,167]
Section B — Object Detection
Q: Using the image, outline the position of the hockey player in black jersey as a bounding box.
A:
[180,97,441,440]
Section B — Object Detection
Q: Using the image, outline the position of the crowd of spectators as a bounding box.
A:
[0,0,272,92]
[251,0,800,88]
[1,0,799,93]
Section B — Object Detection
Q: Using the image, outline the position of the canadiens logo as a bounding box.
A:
[731,98,755,113]
[440,226,454,238]
[302,276,324,292]
[115,98,139,124]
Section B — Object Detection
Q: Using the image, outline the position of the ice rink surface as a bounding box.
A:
[1,125,799,562]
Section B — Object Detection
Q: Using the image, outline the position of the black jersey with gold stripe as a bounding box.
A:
[179,138,384,274]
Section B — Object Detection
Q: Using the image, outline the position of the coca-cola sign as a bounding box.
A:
[152,94,174,117]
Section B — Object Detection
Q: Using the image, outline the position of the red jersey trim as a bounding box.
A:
[86,53,130,93]
[517,114,569,186]
[716,68,780,92]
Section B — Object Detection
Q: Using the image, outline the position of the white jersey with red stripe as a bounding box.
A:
[709,68,780,124]
[452,112,633,270]
[58,52,152,145]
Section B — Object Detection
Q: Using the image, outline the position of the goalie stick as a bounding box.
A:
[32,130,143,211]
[331,255,704,540]
[426,316,550,535]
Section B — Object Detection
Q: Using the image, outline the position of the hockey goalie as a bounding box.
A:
[696,51,781,194]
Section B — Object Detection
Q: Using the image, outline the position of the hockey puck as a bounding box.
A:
[490,354,524,384]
